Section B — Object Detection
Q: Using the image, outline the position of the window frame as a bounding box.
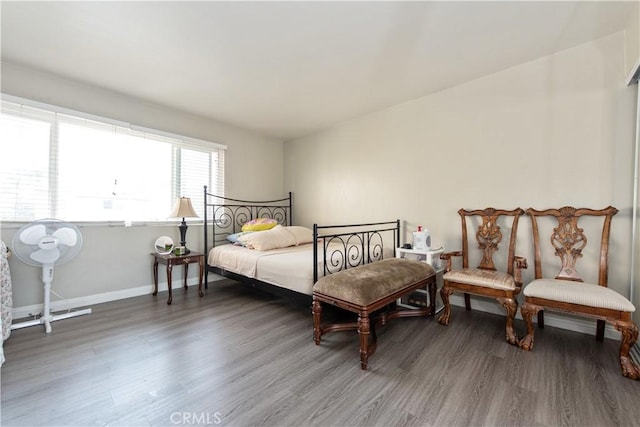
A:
[0,94,226,226]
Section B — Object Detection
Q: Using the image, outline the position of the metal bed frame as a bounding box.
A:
[203,186,399,302]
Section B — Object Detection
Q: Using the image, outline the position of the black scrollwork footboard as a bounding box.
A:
[313,221,400,283]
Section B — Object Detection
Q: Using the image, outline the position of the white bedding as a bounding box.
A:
[208,243,319,295]
[208,242,392,295]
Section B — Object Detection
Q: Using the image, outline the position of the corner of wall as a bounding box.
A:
[624,3,640,83]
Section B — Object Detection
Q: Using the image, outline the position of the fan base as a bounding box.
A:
[11,308,92,334]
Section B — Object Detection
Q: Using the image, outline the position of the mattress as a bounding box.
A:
[208,243,319,295]
[208,242,393,295]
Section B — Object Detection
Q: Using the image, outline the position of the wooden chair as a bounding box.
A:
[519,206,640,380]
[438,208,527,345]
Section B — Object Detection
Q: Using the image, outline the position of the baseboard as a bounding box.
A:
[11,276,225,321]
[631,344,640,366]
[449,294,622,341]
[11,280,625,341]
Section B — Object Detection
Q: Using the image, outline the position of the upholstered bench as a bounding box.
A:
[312,258,436,370]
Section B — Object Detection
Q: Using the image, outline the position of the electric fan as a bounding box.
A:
[11,219,90,333]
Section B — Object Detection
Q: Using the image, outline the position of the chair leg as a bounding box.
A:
[358,313,370,370]
[438,287,453,326]
[596,319,605,342]
[614,321,640,380]
[519,303,541,351]
[312,299,322,345]
[537,310,544,329]
[497,297,518,345]
[464,293,471,310]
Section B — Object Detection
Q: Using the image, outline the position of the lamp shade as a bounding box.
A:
[169,197,198,219]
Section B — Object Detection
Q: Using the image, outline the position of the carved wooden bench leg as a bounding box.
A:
[518,302,541,351]
[438,287,453,326]
[615,320,640,380]
[358,313,370,370]
[312,299,322,345]
[498,297,518,345]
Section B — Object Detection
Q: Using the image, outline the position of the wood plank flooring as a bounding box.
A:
[2,279,640,426]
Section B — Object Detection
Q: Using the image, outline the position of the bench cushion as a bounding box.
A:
[313,258,435,306]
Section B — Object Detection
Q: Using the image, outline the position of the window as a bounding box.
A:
[0,96,225,222]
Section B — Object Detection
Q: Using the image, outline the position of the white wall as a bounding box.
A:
[3,29,637,329]
[624,1,640,80]
[1,61,284,311]
[285,32,637,314]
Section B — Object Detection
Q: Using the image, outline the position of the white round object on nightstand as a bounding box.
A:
[154,236,174,255]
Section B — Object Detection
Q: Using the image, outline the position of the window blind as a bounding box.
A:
[0,96,225,222]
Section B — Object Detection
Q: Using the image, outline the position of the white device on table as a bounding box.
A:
[413,226,431,251]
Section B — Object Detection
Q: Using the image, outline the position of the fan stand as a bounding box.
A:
[11,264,92,334]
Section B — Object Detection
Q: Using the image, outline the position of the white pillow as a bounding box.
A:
[238,225,296,251]
[284,226,314,245]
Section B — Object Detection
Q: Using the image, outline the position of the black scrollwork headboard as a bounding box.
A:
[203,186,292,250]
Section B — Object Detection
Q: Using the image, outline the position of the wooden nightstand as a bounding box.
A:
[152,251,204,305]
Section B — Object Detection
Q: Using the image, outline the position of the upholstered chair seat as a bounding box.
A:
[524,279,635,312]
[444,268,516,291]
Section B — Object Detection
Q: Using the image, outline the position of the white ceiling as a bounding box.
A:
[1,1,637,141]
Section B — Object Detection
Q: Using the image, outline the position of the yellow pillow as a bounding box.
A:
[241,218,278,232]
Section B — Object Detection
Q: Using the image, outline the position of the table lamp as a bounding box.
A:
[169,197,199,254]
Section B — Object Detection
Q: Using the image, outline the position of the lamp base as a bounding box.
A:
[178,219,191,255]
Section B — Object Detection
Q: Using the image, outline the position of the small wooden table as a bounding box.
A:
[152,251,205,305]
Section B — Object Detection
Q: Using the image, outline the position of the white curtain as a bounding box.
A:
[0,240,13,366]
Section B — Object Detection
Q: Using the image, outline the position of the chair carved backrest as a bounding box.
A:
[459,208,524,274]
[527,206,618,286]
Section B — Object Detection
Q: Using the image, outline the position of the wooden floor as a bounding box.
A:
[2,279,640,427]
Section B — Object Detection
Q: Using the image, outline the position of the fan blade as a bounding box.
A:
[20,224,47,245]
[30,248,60,264]
[53,227,78,246]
